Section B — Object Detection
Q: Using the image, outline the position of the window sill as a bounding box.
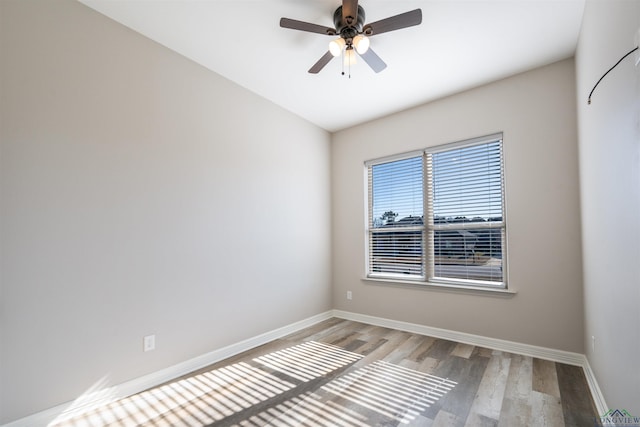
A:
[361,276,517,297]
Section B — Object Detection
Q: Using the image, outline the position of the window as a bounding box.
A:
[366,133,506,288]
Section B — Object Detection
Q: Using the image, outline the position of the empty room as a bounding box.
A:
[1,0,639,426]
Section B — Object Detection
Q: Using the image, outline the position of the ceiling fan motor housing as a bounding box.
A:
[333,5,366,41]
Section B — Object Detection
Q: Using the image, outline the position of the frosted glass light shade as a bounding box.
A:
[343,48,357,67]
[329,38,346,57]
[353,35,370,54]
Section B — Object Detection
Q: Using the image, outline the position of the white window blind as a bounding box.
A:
[366,134,506,288]
[427,137,505,285]
[368,155,424,278]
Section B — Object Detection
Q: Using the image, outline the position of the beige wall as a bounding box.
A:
[0,0,331,423]
[576,0,640,414]
[331,58,584,353]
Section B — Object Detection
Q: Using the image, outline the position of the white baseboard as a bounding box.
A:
[333,310,586,365]
[582,357,608,415]
[5,309,607,426]
[332,309,607,413]
[2,311,333,427]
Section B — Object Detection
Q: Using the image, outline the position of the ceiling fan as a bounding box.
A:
[280,0,422,74]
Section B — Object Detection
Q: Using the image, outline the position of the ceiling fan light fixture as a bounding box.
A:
[353,34,370,54]
[329,38,346,57]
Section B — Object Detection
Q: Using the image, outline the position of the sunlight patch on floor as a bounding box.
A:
[49,341,363,427]
[232,392,371,427]
[252,341,364,381]
[50,361,296,426]
[321,360,457,424]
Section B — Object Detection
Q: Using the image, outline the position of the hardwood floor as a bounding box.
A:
[51,318,598,427]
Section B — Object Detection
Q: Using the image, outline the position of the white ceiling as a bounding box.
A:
[79,0,585,132]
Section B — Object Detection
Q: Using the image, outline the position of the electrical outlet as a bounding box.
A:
[347,291,352,300]
[144,334,156,352]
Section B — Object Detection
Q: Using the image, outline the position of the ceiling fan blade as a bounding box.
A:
[309,51,334,74]
[342,0,359,24]
[363,9,422,36]
[280,17,336,35]
[358,48,387,73]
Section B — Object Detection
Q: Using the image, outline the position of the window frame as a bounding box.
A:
[365,133,507,290]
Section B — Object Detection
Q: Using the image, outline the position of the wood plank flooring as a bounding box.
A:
[51,318,598,427]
